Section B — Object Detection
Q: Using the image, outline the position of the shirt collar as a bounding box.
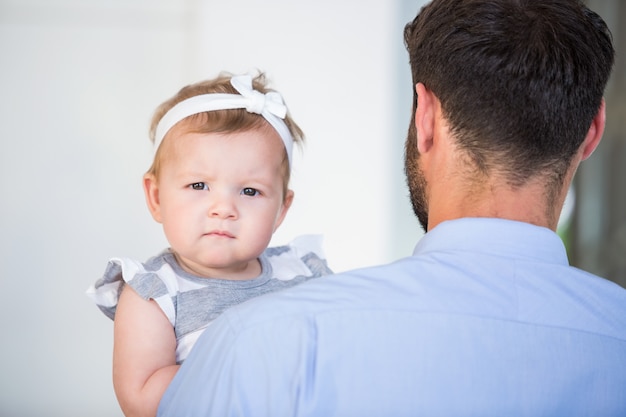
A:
[413,218,569,265]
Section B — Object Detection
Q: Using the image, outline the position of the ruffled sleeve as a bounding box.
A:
[85,253,178,326]
[266,234,333,281]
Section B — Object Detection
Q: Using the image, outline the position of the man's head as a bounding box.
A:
[403,0,614,230]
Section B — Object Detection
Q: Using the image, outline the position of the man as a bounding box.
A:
[158,0,626,415]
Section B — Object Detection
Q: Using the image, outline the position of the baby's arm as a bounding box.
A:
[113,285,179,417]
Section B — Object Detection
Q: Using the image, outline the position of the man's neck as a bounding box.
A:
[427,175,566,232]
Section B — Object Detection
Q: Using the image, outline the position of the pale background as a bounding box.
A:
[1,1,624,416]
[0,1,424,415]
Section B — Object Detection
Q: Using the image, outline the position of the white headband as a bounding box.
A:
[153,74,294,166]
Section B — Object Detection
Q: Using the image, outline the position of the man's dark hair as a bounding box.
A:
[404,0,614,189]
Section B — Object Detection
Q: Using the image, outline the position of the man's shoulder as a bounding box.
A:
[224,258,411,325]
[216,255,438,332]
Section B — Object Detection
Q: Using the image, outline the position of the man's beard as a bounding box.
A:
[404,122,429,232]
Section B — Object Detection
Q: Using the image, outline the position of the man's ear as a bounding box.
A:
[581,99,606,160]
[273,189,294,232]
[415,82,437,154]
[143,173,163,223]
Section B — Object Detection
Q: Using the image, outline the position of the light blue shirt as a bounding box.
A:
[158,218,626,416]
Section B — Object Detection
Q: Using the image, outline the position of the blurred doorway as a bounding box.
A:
[571,0,626,288]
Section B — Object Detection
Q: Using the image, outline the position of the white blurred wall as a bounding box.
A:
[0,0,424,415]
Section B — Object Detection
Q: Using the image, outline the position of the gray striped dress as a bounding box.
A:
[87,235,332,363]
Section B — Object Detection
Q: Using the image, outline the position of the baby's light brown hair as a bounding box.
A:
[147,72,304,196]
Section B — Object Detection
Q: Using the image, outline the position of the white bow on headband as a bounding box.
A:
[153,74,294,166]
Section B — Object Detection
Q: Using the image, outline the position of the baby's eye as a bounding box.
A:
[189,182,208,191]
[241,187,259,196]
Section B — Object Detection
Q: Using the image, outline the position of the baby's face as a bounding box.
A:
[150,126,292,279]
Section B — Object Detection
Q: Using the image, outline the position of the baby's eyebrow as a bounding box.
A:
[175,169,211,178]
